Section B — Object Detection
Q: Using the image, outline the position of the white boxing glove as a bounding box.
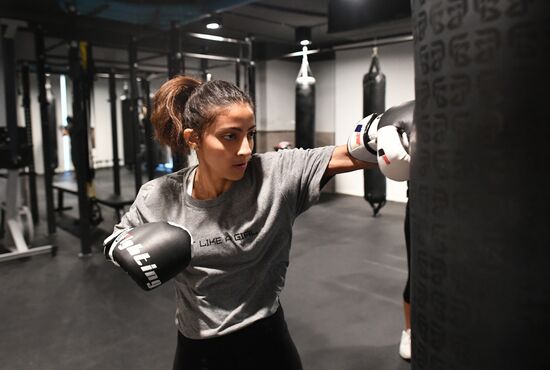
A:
[347,113,382,163]
[376,100,415,181]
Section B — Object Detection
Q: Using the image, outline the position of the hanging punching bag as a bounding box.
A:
[363,52,387,216]
[295,46,315,149]
[410,1,550,369]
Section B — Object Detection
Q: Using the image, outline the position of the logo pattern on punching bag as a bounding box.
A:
[411,0,548,369]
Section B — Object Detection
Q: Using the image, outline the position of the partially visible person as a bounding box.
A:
[400,188,411,360]
[60,116,76,168]
[373,101,415,360]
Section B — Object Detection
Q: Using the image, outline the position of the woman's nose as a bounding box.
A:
[238,137,253,156]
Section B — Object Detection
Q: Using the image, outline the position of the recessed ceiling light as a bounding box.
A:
[205,15,222,30]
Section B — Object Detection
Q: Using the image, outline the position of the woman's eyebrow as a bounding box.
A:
[218,125,256,132]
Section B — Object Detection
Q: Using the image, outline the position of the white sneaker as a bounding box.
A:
[399,329,411,360]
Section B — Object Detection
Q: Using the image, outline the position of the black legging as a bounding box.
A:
[403,200,411,304]
[173,305,303,370]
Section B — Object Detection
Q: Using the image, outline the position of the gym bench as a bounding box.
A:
[52,181,134,223]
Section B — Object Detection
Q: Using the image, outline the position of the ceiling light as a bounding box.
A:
[295,26,312,46]
[205,15,222,30]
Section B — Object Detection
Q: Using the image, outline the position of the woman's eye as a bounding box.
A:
[223,134,236,141]
[247,131,257,139]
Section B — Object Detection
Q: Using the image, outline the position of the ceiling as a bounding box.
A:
[0,0,413,68]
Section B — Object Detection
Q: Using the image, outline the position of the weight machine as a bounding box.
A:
[0,21,55,262]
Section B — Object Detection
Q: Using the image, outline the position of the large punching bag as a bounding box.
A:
[410,1,550,369]
[362,51,387,216]
[295,46,315,149]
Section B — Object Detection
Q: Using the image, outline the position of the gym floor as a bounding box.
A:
[0,167,410,370]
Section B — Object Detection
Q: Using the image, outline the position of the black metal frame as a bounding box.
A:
[168,20,188,172]
[127,36,143,196]
[6,2,257,256]
[108,70,121,196]
[34,25,57,235]
[20,63,40,224]
[140,78,155,181]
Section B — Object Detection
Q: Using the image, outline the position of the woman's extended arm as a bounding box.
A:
[324,144,377,179]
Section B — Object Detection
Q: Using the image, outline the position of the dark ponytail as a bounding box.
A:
[151,76,201,155]
[151,75,254,155]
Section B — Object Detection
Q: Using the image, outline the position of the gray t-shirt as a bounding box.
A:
[113,146,335,339]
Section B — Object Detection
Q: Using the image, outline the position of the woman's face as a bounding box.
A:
[197,102,256,183]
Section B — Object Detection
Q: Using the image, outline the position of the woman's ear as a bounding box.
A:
[183,128,198,150]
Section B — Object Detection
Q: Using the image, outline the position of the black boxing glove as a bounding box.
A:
[103,222,193,290]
